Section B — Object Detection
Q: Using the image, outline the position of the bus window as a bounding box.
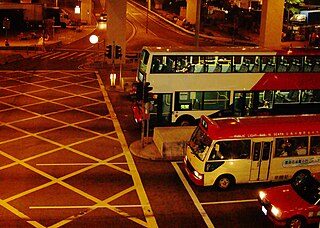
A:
[217,56,232,72]
[261,56,276,72]
[287,57,302,72]
[214,140,251,160]
[304,57,313,72]
[275,90,300,103]
[258,90,273,109]
[139,49,150,74]
[190,56,205,73]
[176,56,192,73]
[175,91,230,111]
[313,59,320,72]
[205,55,217,73]
[275,137,308,157]
[151,56,164,73]
[234,92,254,116]
[275,138,293,157]
[293,137,308,156]
[301,90,314,102]
[165,56,176,73]
[311,136,320,155]
[203,91,230,110]
[237,55,256,73]
[251,56,261,72]
[276,56,290,72]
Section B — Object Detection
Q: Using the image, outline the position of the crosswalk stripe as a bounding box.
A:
[50,52,70,59]
[33,51,102,61]
[59,52,78,60]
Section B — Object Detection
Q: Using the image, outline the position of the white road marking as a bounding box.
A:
[172,162,215,228]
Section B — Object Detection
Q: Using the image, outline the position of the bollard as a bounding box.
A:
[110,73,116,87]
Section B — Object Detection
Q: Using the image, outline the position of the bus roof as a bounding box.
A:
[201,114,320,140]
[142,46,320,56]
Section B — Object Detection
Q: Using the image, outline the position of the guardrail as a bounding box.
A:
[125,52,140,63]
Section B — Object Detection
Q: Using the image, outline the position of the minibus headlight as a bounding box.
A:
[194,170,203,180]
[259,191,266,200]
[271,205,282,218]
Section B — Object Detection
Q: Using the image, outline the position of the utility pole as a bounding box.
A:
[194,0,201,47]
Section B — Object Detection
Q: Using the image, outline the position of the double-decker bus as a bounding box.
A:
[184,114,320,190]
[136,46,320,126]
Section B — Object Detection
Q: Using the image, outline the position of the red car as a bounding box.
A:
[258,172,320,228]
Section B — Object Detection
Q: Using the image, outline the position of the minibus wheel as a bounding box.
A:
[215,175,234,190]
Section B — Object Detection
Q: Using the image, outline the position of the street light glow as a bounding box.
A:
[89,35,99,44]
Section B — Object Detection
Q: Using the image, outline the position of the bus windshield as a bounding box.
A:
[189,127,212,161]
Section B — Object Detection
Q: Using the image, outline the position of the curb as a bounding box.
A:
[129,140,164,161]
[0,54,24,65]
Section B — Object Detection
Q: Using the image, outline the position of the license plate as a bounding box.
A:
[262,206,267,215]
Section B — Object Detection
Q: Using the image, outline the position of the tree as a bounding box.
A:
[284,0,305,24]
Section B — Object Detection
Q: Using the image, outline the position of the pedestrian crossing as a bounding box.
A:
[32,50,104,61]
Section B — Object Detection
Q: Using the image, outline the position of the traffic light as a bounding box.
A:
[105,44,112,59]
[143,82,153,102]
[132,82,143,101]
[115,45,122,59]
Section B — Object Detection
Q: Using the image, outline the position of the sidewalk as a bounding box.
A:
[0,25,96,64]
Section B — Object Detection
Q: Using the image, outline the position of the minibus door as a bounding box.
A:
[250,140,272,181]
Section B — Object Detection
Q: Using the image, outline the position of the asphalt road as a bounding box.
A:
[0,2,318,228]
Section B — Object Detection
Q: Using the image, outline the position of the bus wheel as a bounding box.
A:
[215,175,234,190]
[287,216,306,228]
[176,116,195,126]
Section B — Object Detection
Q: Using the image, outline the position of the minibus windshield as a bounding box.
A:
[188,127,212,161]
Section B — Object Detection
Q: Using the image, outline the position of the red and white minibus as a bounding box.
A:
[184,114,320,190]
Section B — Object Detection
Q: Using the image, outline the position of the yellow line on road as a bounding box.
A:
[201,199,258,205]
[36,162,129,166]
[0,199,45,228]
[30,204,147,209]
[96,72,158,228]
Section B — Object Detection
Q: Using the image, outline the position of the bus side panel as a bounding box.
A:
[204,160,252,186]
[269,156,320,181]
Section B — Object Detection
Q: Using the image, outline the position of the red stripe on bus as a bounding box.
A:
[252,73,320,90]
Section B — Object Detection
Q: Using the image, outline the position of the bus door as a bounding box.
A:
[233,91,254,116]
[150,93,172,126]
[250,139,272,181]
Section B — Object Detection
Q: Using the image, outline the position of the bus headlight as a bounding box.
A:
[271,205,282,218]
[259,191,266,200]
[194,170,203,180]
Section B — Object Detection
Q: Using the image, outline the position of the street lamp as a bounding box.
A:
[75,6,81,15]
[89,35,99,61]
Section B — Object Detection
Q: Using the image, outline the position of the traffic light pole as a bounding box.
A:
[140,99,145,148]
[140,79,146,148]
[145,102,150,143]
